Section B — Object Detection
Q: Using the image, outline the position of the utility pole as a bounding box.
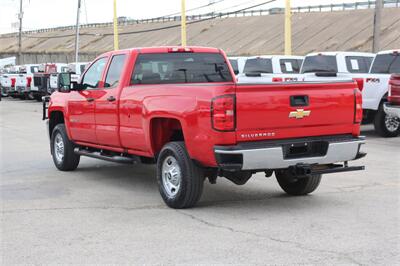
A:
[181,0,187,46]
[372,0,382,53]
[18,0,23,65]
[75,0,81,63]
[284,0,292,55]
[113,0,119,50]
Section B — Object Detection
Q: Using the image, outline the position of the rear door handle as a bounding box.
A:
[86,97,95,102]
[290,95,309,107]
[107,96,116,102]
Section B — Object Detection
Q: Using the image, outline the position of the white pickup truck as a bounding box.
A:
[237,55,304,83]
[15,64,40,100]
[362,50,400,137]
[0,66,22,98]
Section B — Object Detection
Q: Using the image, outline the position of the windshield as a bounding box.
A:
[243,58,273,74]
[370,53,400,74]
[301,55,338,73]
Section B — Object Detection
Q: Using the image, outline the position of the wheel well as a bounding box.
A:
[150,118,184,155]
[49,111,64,137]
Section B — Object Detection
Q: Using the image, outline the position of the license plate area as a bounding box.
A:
[283,141,328,159]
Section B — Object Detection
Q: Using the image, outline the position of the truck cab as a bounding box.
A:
[237,55,304,83]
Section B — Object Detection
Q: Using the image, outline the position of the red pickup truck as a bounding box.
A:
[45,46,365,208]
[384,74,400,119]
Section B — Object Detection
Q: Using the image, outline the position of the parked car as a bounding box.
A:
[33,63,68,101]
[15,64,40,100]
[363,50,400,137]
[228,57,247,76]
[1,66,21,98]
[383,74,400,119]
[237,55,304,83]
[44,46,365,209]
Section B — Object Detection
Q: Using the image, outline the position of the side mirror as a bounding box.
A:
[58,72,71,92]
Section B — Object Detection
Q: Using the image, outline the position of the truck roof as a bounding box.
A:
[306,51,375,57]
[376,49,400,55]
[246,55,304,60]
[100,46,222,56]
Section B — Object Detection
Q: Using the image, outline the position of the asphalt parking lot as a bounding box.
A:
[1,98,399,265]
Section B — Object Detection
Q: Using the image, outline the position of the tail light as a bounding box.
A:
[352,78,364,91]
[27,77,32,87]
[211,95,235,131]
[272,77,283,82]
[168,47,193,53]
[11,78,16,87]
[354,89,363,123]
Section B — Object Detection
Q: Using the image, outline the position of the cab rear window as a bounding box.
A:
[280,59,302,73]
[131,53,233,84]
[243,58,273,74]
[229,59,239,75]
[345,56,373,73]
[301,55,338,73]
[370,53,400,74]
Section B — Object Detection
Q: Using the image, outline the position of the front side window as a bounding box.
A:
[82,57,107,89]
[105,54,126,88]
[243,58,273,74]
[280,59,301,73]
[370,53,400,74]
[301,55,338,73]
[345,56,373,73]
[131,53,232,84]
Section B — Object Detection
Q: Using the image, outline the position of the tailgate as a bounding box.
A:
[16,75,27,87]
[235,81,357,141]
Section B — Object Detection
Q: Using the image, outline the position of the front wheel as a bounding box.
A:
[275,170,321,196]
[374,105,400,137]
[156,141,204,209]
[51,124,80,171]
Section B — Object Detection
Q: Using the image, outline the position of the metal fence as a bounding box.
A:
[3,0,400,37]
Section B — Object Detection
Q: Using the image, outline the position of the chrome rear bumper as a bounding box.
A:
[384,103,400,118]
[215,136,365,171]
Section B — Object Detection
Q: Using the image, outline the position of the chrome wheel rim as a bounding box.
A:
[54,133,65,164]
[161,156,181,197]
[385,114,400,132]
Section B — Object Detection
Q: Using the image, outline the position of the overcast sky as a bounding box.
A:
[0,0,370,34]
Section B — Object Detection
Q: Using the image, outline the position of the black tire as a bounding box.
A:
[374,105,400,138]
[157,141,204,209]
[51,124,80,171]
[275,170,321,196]
[26,92,35,100]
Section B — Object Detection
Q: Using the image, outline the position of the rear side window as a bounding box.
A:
[345,56,373,73]
[131,53,232,85]
[370,53,400,74]
[243,58,272,74]
[301,55,338,73]
[280,59,301,73]
[30,66,39,73]
[105,54,126,88]
[229,59,239,75]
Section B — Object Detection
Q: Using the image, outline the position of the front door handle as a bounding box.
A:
[86,97,95,102]
[107,96,116,102]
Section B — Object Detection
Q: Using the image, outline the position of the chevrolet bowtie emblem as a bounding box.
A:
[289,109,311,119]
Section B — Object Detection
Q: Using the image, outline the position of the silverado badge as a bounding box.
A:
[289,109,311,119]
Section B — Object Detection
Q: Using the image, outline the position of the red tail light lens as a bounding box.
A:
[352,78,364,91]
[11,78,16,87]
[27,77,32,87]
[272,77,283,82]
[211,95,235,131]
[354,89,363,123]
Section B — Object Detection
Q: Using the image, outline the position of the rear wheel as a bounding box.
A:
[374,105,400,137]
[51,124,80,171]
[157,141,204,209]
[275,170,321,196]
[26,91,35,100]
